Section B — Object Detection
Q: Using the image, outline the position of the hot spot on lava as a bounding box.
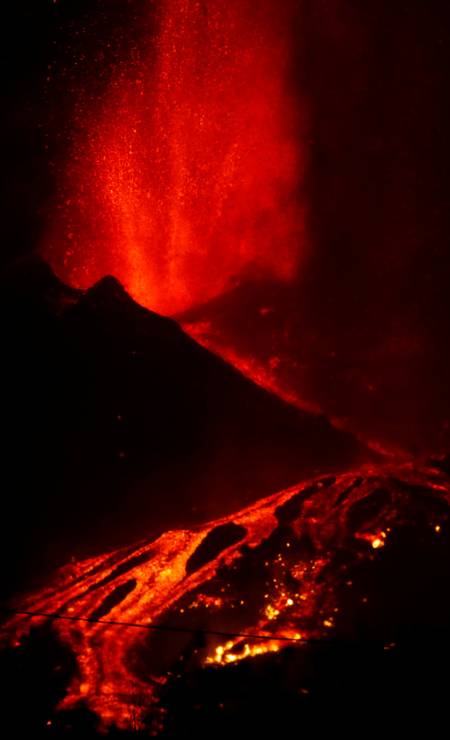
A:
[3,458,450,732]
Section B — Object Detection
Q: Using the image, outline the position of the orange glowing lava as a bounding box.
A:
[3,460,449,731]
[44,0,306,315]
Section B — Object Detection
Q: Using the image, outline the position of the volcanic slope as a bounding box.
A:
[178,277,450,455]
[0,259,374,594]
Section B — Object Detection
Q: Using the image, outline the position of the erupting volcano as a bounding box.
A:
[2,0,450,737]
[44,0,305,316]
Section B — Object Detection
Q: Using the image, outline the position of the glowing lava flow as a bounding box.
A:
[2,460,449,731]
[45,0,306,315]
[181,318,322,414]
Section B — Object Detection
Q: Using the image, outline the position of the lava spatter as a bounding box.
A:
[45,0,306,316]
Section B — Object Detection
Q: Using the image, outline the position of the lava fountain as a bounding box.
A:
[44,0,307,316]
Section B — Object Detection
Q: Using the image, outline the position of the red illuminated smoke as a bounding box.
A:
[45,0,306,315]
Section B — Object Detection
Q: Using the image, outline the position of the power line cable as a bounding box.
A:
[0,606,304,643]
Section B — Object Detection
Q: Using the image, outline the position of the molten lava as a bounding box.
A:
[3,459,449,731]
[44,0,305,316]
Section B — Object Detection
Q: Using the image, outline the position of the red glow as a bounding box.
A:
[44,0,306,315]
[3,460,449,730]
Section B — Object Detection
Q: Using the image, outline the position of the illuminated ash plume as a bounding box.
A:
[3,458,450,731]
[45,0,306,315]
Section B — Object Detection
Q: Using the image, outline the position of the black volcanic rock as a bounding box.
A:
[0,258,375,595]
[185,522,248,575]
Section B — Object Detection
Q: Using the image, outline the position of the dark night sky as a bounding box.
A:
[2,0,450,452]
